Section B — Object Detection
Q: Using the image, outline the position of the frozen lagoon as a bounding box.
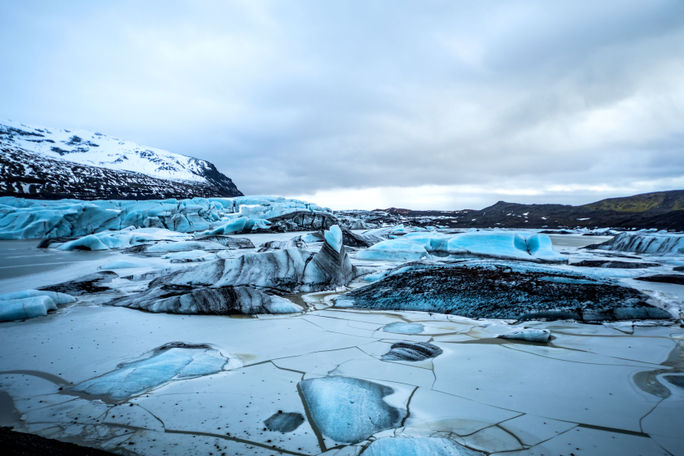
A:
[0,224,683,455]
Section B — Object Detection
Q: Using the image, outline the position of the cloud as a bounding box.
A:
[1,0,683,208]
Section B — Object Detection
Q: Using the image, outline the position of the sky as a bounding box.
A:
[1,0,684,210]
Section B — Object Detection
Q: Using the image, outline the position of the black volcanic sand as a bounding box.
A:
[635,274,684,285]
[341,264,671,322]
[570,260,660,269]
[0,427,115,456]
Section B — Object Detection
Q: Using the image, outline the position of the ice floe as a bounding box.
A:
[72,343,228,401]
[299,376,405,443]
[498,328,551,343]
[0,289,75,321]
[383,322,425,334]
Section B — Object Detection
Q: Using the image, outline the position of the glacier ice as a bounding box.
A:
[114,285,302,315]
[357,238,430,262]
[324,225,343,253]
[0,196,332,240]
[357,231,566,263]
[298,376,404,443]
[339,262,671,321]
[72,344,227,401]
[264,412,305,433]
[363,437,478,456]
[157,225,353,292]
[381,342,443,361]
[57,227,186,251]
[382,322,425,334]
[498,328,551,343]
[590,231,684,255]
[0,290,76,322]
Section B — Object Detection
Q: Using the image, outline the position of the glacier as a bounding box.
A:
[0,196,331,240]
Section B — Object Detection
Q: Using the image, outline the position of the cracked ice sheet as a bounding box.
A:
[327,354,436,389]
[462,425,524,453]
[498,414,577,447]
[0,305,368,385]
[432,344,661,432]
[641,373,684,455]
[549,332,676,365]
[405,388,519,436]
[113,429,291,456]
[134,362,321,455]
[492,426,670,456]
[272,347,372,377]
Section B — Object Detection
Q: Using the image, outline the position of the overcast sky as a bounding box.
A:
[2,0,684,209]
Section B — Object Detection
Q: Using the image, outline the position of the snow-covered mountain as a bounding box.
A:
[0,120,242,199]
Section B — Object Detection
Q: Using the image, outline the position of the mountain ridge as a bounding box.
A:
[0,120,242,199]
[376,190,684,230]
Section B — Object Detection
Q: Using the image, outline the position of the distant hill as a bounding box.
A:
[0,120,242,199]
[374,190,684,230]
[582,190,684,214]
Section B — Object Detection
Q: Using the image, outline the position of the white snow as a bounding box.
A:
[1,120,209,183]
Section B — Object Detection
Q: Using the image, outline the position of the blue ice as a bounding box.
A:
[364,437,479,456]
[73,346,227,400]
[299,376,404,443]
[382,322,425,335]
[0,290,76,322]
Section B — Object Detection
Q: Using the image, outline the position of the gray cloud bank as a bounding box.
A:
[2,0,683,209]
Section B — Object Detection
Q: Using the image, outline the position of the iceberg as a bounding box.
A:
[114,285,302,315]
[357,238,430,262]
[298,376,405,443]
[72,343,227,401]
[324,225,343,253]
[338,262,671,321]
[356,231,566,263]
[498,328,551,343]
[57,227,186,251]
[381,342,443,361]
[589,231,684,255]
[0,290,76,322]
[156,225,353,292]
